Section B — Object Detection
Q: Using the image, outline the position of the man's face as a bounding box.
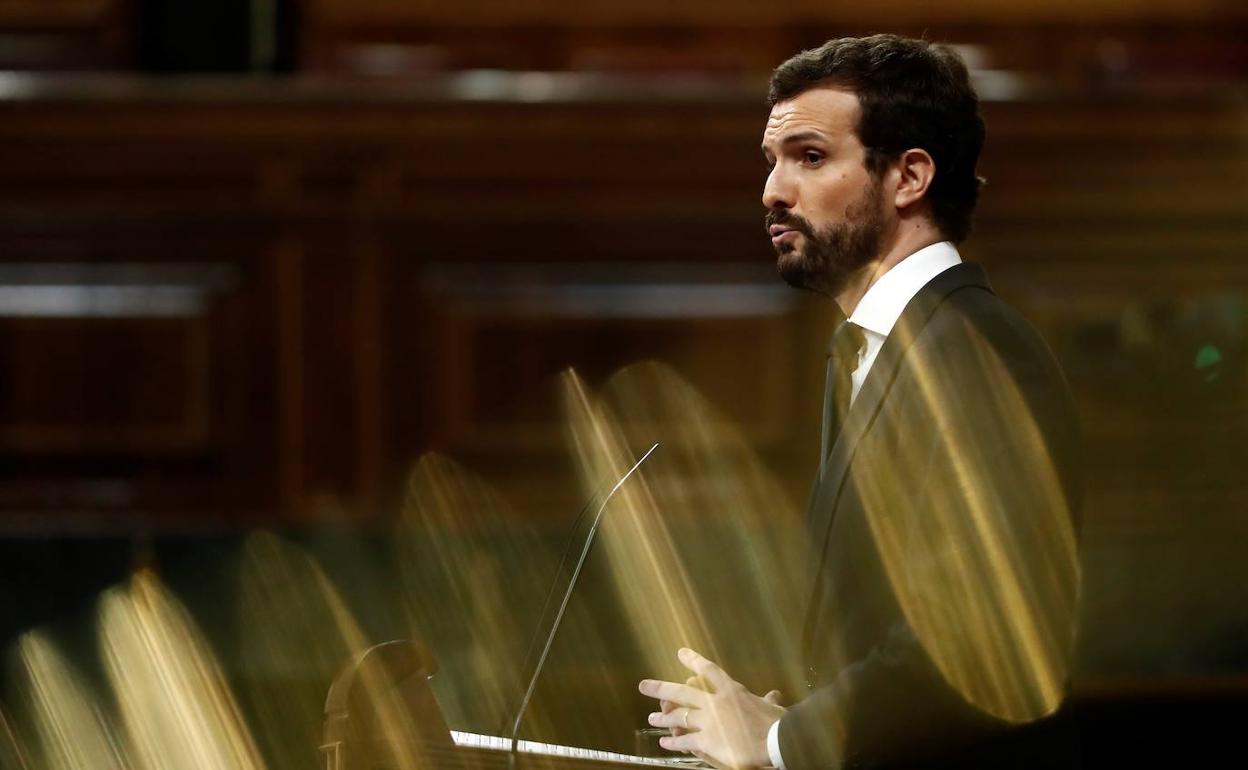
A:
[761,86,887,296]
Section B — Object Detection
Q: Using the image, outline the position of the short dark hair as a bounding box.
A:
[768,34,985,243]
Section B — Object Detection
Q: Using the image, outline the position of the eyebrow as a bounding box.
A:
[760,130,828,157]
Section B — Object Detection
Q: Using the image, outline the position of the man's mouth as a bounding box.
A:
[770,225,799,245]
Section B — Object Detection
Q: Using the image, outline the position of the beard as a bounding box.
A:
[767,177,886,297]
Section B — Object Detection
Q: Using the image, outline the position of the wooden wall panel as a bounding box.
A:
[417,263,804,455]
[0,224,287,521]
[0,301,212,454]
[0,77,1244,535]
[307,0,1247,26]
[0,0,127,69]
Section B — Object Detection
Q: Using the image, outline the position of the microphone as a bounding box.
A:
[506,442,660,770]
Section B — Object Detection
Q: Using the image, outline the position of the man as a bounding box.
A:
[639,35,1082,769]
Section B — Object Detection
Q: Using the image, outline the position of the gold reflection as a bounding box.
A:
[0,702,34,770]
[323,639,447,770]
[237,532,370,768]
[855,318,1079,722]
[397,453,578,735]
[561,368,718,680]
[0,334,1078,764]
[598,362,807,693]
[16,631,130,770]
[99,570,266,770]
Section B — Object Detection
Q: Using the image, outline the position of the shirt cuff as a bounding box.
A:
[766,719,786,770]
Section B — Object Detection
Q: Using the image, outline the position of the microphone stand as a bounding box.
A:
[506,443,660,770]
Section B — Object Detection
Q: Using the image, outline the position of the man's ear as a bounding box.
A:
[893,148,936,210]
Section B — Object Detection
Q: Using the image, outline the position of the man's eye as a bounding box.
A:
[803,150,824,165]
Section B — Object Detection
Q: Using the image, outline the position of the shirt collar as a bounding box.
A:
[849,241,962,338]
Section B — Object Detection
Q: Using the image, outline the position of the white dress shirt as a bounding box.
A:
[765,241,962,770]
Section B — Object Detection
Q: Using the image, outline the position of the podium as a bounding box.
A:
[322,640,704,770]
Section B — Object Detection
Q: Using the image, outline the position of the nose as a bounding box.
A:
[762,164,794,212]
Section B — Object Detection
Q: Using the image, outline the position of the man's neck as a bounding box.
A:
[835,224,944,317]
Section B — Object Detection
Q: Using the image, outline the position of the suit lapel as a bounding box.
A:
[803,263,993,622]
[798,258,993,668]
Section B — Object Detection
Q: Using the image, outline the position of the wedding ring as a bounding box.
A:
[682,708,690,729]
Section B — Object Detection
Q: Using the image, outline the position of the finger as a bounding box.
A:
[663,681,706,712]
[638,679,709,709]
[764,689,784,706]
[647,708,699,731]
[677,648,732,691]
[659,731,701,754]
[685,674,713,695]
[660,697,682,736]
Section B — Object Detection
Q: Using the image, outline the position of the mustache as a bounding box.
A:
[764,210,814,237]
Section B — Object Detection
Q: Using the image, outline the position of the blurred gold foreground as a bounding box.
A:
[1,365,1078,766]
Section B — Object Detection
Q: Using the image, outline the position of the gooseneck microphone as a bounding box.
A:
[506,443,660,770]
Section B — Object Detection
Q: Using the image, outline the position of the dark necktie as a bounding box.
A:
[819,320,866,480]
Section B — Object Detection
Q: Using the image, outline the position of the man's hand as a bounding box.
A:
[639,648,785,770]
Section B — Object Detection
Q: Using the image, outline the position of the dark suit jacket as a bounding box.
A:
[779,263,1083,770]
